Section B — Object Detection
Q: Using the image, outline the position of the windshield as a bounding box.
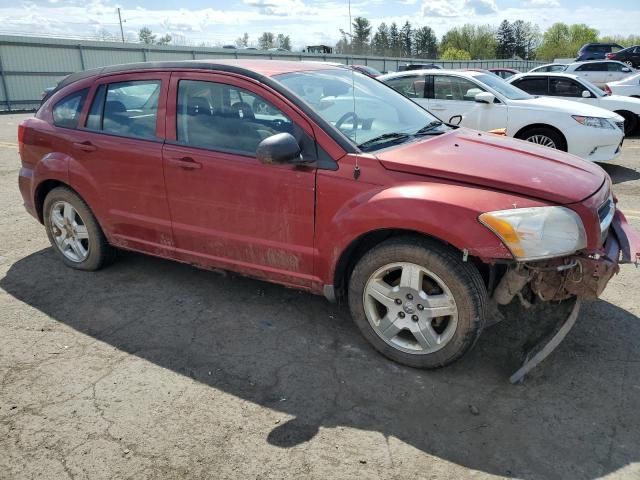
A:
[274,69,446,149]
[474,73,532,100]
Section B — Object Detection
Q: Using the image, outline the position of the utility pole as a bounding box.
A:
[117,8,125,43]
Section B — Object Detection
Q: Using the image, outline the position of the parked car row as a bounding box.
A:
[576,42,640,69]
[379,68,626,161]
[17,60,640,378]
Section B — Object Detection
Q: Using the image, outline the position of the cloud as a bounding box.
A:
[422,0,459,17]
[463,0,497,15]
[422,0,496,17]
[525,0,560,7]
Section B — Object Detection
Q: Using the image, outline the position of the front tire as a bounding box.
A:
[348,237,487,369]
[616,110,638,135]
[518,127,566,151]
[43,187,114,271]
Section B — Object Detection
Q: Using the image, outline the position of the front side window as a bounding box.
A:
[549,78,583,97]
[52,89,88,129]
[607,62,625,72]
[275,69,445,149]
[385,75,426,98]
[86,80,160,140]
[176,80,294,155]
[433,76,484,101]
[512,77,548,95]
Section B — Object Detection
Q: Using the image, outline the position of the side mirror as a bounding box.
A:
[256,133,303,165]
[475,92,495,104]
[622,67,631,73]
[448,115,462,126]
[581,90,591,98]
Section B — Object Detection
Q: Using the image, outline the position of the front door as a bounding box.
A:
[163,72,318,288]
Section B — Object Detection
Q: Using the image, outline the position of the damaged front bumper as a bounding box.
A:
[492,209,640,382]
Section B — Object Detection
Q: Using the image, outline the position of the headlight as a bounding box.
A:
[479,206,587,261]
[572,115,615,129]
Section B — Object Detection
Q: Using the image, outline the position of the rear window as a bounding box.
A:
[52,89,88,129]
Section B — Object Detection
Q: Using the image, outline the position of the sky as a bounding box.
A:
[0,0,638,49]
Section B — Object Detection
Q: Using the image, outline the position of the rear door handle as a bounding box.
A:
[72,141,97,152]
[168,156,202,170]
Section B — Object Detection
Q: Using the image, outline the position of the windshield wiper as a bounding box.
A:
[358,132,411,151]
[414,121,444,135]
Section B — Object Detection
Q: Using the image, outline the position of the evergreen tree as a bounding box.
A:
[371,23,390,56]
[413,26,438,58]
[400,21,413,57]
[351,17,372,54]
[496,20,515,58]
[389,22,401,57]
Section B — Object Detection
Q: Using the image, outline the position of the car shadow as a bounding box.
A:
[600,162,640,184]
[2,248,639,480]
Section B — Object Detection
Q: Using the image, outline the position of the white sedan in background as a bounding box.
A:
[529,63,567,73]
[563,61,635,87]
[379,69,625,162]
[606,72,640,98]
[508,72,640,134]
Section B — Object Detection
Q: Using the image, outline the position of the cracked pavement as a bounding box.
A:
[1,113,640,479]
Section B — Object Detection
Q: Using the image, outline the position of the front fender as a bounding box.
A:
[315,179,549,284]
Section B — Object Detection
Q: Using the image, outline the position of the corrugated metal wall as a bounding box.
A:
[0,35,545,111]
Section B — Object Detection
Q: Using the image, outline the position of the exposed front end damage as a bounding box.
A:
[490,210,640,383]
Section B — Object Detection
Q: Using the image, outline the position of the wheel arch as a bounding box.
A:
[514,123,568,151]
[331,229,491,304]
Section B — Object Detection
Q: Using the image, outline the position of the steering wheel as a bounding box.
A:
[335,112,359,136]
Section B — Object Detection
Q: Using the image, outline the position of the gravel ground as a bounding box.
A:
[1,112,639,480]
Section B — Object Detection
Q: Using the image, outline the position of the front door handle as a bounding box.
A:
[168,156,202,170]
[72,141,97,152]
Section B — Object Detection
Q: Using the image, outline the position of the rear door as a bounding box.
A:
[70,72,174,255]
[576,62,607,86]
[162,72,319,287]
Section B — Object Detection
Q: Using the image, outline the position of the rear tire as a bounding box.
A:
[616,110,638,135]
[348,237,487,369]
[43,187,115,271]
[517,127,566,151]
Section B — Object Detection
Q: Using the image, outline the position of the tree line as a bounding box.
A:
[335,17,639,61]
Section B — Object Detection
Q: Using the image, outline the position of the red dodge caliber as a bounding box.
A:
[18,60,640,376]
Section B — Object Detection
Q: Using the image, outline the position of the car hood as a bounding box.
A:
[376,129,606,204]
[510,96,620,118]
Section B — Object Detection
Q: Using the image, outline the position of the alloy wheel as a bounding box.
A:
[363,262,458,355]
[526,134,557,149]
[49,201,90,263]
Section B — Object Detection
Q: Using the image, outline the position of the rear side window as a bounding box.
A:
[85,80,160,140]
[385,75,426,98]
[512,77,548,95]
[52,89,88,129]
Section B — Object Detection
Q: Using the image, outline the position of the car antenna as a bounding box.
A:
[348,0,360,180]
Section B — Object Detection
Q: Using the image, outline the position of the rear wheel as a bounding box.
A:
[616,110,638,135]
[518,127,566,151]
[348,237,487,369]
[43,187,114,271]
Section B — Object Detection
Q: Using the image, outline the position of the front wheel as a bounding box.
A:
[348,237,487,369]
[616,110,638,135]
[518,127,566,151]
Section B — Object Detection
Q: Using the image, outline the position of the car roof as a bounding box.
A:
[55,59,343,91]
[567,59,626,66]
[513,72,581,80]
[381,69,483,78]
